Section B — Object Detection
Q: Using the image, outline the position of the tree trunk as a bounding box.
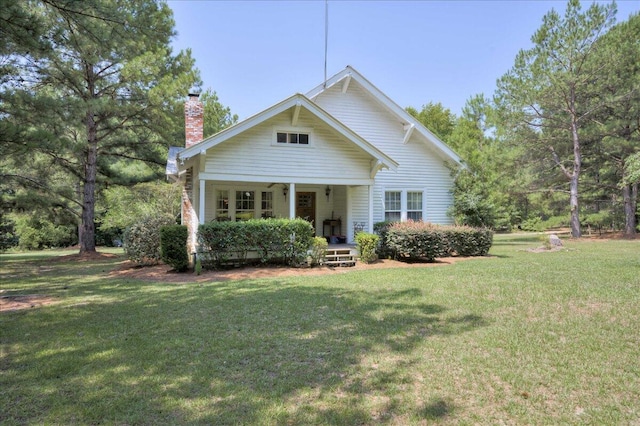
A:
[79,111,98,254]
[569,173,581,238]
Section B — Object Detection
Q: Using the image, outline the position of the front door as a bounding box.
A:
[296,192,316,227]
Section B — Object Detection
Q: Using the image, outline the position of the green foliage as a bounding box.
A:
[520,217,544,232]
[99,182,182,232]
[355,232,379,264]
[495,0,618,238]
[444,226,493,257]
[373,221,396,258]
[197,219,314,269]
[0,0,201,254]
[405,102,456,142]
[624,152,640,186]
[13,214,77,250]
[160,225,189,272]
[386,222,449,262]
[0,210,19,252]
[201,88,239,137]
[386,221,494,261]
[123,215,175,266]
[309,236,329,266]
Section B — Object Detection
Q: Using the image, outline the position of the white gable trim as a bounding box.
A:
[179,93,398,172]
[307,66,463,166]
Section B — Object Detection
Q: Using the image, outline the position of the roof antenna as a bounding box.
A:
[323,0,328,88]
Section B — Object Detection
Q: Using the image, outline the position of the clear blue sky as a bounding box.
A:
[168,0,639,120]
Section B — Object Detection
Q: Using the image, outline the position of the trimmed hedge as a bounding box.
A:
[197,218,314,269]
[387,221,449,262]
[160,225,189,272]
[385,221,493,262]
[444,226,493,256]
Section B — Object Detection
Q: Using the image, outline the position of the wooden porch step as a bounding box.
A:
[324,248,357,267]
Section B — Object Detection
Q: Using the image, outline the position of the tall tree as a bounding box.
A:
[201,88,238,137]
[496,0,617,237]
[587,13,640,237]
[406,102,456,142]
[0,0,200,254]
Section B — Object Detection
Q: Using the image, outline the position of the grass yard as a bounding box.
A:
[2,236,640,424]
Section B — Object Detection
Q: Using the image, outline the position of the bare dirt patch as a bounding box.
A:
[110,256,491,284]
[1,295,58,312]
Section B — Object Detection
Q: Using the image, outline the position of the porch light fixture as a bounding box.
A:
[325,185,331,201]
[283,185,288,199]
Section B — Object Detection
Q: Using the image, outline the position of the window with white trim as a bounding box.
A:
[216,190,229,220]
[407,191,423,221]
[276,132,309,145]
[235,190,255,221]
[384,191,401,222]
[261,191,273,218]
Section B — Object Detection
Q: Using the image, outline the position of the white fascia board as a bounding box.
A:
[308,66,463,166]
[179,95,304,161]
[180,92,398,172]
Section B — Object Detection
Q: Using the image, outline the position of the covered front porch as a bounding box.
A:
[190,180,375,244]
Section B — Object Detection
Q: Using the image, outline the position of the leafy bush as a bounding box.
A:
[374,221,396,258]
[309,236,328,266]
[520,217,544,232]
[197,218,314,269]
[387,221,449,262]
[160,225,189,272]
[14,215,77,250]
[123,215,174,266]
[445,226,493,256]
[385,221,494,262]
[355,232,379,264]
[0,213,19,252]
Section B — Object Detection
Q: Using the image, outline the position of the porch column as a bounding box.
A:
[199,179,205,224]
[368,185,374,233]
[288,183,296,219]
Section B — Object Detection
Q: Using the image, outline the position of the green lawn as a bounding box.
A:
[2,236,640,425]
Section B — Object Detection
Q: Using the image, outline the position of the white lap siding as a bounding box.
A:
[313,80,454,225]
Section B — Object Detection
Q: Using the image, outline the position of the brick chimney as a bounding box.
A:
[185,93,203,148]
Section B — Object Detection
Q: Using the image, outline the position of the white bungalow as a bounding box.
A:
[167,66,462,253]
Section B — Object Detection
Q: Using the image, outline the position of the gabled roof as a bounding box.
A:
[178,93,398,171]
[306,66,462,166]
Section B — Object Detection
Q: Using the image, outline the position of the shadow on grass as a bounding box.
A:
[3,274,487,424]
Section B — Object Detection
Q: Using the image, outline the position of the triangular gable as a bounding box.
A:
[178,93,398,171]
[306,66,462,166]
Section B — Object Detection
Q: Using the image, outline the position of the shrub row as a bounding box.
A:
[197,218,314,269]
[378,221,493,262]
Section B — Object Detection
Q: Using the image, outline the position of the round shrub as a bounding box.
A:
[123,215,174,266]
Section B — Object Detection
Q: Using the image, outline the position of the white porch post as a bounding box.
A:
[346,186,352,242]
[288,183,296,218]
[368,185,374,233]
[199,179,205,224]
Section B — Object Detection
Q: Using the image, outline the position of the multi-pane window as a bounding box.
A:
[276,132,309,145]
[261,191,273,218]
[407,191,423,221]
[216,190,229,220]
[235,190,255,221]
[384,191,401,222]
